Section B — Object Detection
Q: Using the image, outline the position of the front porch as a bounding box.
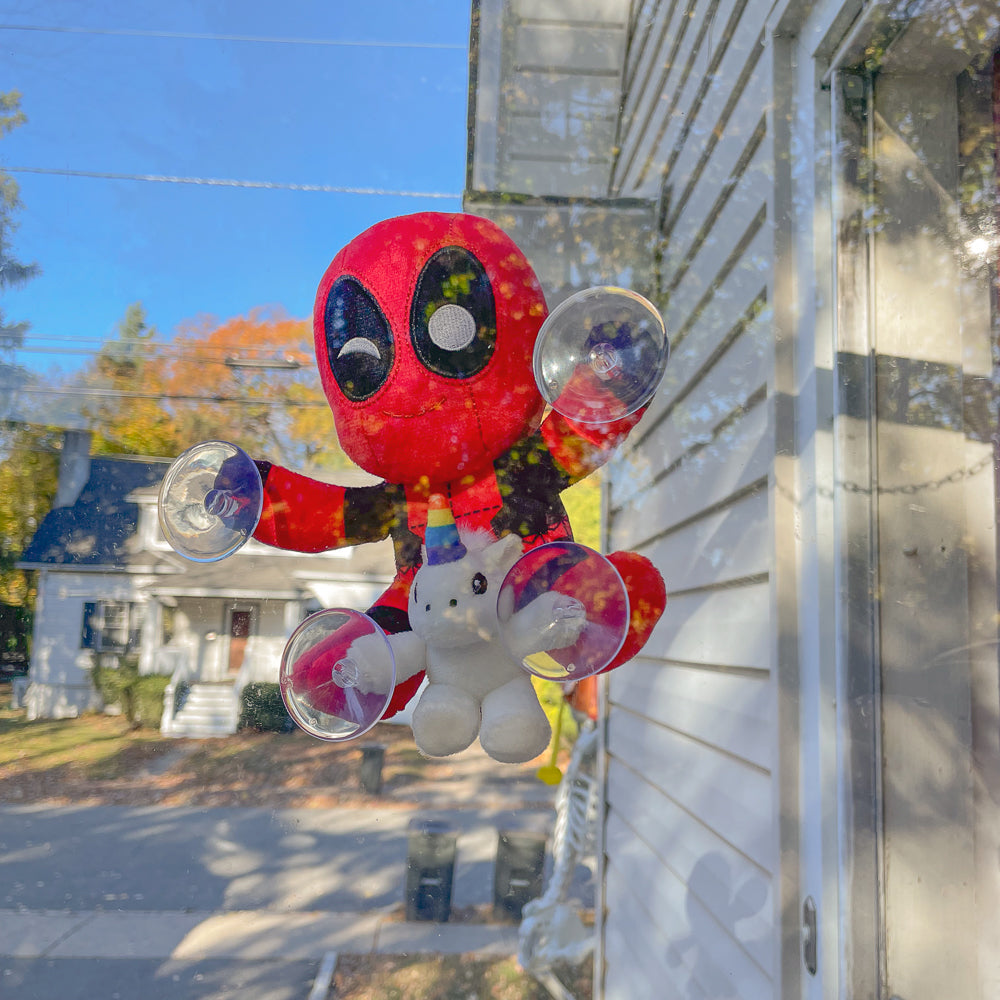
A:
[151,595,303,738]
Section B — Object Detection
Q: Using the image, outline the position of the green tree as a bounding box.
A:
[0,424,60,606]
[0,91,40,351]
[82,302,180,457]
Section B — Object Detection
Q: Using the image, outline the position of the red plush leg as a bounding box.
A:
[382,671,424,718]
[601,551,666,672]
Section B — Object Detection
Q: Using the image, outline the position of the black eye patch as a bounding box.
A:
[324,276,394,401]
[411,246,497,379]
[471,572,488,595]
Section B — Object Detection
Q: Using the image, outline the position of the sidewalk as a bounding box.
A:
[4,907,520,961]
[1,742,567,968]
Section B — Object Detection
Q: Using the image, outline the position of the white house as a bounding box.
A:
[468,2,1000,998]
[20,431,394,735]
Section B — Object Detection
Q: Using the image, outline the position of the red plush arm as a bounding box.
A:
[540,406,646,485]
[252,463,394,553]
[538,361,649,484]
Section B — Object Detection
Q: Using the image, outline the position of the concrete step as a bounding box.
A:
[166,683,237,738]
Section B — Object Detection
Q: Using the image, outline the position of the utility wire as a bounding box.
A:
[15,385,328,407]
[0,23,466,50]
[15,343,312,364]
[5,166,462,199]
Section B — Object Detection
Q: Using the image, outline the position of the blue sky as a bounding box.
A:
[1,0,470,376]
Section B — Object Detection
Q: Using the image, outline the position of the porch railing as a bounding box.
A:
[158,647,196,735]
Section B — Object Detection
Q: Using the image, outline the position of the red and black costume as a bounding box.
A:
[250,213,665,716]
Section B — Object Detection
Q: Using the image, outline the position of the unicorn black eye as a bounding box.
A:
[471,572,488,595]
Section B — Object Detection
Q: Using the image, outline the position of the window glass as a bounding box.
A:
[2,3,998,999]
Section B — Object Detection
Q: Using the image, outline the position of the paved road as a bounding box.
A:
[0,803,549,913]
[0,800,563,999]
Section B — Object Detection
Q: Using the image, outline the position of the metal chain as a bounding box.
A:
[824,451,994,498]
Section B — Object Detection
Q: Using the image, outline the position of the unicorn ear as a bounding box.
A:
[482,532,524,574]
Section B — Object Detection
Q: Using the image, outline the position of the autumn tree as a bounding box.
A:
[83,302,180,457]
[79,306,347,473]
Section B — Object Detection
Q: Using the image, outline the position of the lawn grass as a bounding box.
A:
[0,697,449,806]
[0,700,169,778]
[0,690,549,807]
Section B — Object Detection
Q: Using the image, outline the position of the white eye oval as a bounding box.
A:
[428,304,476,352]
[338,337,380,360]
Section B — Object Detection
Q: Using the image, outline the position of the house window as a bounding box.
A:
[81,601,144,654]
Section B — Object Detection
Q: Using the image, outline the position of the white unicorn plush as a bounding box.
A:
[347,495,586,763]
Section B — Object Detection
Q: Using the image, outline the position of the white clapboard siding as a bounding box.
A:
[610,314,768,502]
[516,22,624,71]
[603,902,696,999]
[659,181,770,342]
[516,0,627,20]
[505,69,621,119]
[505,110,619,159]
[615,0,722,184]
[616,0,763,194]
[657,51,769,243]
[618,0,690,146]
[607,832,772,1000]
[602,0,779,993]
[622,0,671,99]
[611,395,770,544]
[607,702,774,867]
[629,0,771,200]
[633,583,770,673]
[616,0,716,182]
[640,488,769,591]
[614,658,773,770]
[497,0,628,197]
[659,82,771,275]
[630,223,770,446]
[605,818,773,999]
[606,758,775,969]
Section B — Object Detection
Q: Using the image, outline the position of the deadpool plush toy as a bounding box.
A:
[249,212,666,717]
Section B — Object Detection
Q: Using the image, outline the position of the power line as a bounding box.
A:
[15,385,328,407]
[5,166,462,199]
[15,343,313,365]
[0,23,466,50]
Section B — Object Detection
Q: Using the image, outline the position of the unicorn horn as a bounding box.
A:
[424,493,467,565]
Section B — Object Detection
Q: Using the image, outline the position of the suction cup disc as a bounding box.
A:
[497,541,629,682]
[533,287,669,424]
[280,609,395,742]
[158,441,263,562]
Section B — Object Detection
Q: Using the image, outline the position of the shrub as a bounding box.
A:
[92,654,170,729]
[132,674,171,728]
[239,682,292,732]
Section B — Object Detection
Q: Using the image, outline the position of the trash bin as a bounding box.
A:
[493,829,546,921]
[358,743,386,794]
[405,818,458,922]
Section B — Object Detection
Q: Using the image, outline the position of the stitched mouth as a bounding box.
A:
[381,397,446,419]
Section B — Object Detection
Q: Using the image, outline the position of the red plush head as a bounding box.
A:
[313,213,548,484]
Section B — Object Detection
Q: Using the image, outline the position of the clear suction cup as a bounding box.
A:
[158,441,263,562]
[280,609,396,742]
[533,286,669,424]
[497,541,629,682]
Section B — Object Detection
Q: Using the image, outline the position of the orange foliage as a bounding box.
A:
[85,308,348,473]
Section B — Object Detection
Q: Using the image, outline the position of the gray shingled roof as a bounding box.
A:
[20,457,170,567]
